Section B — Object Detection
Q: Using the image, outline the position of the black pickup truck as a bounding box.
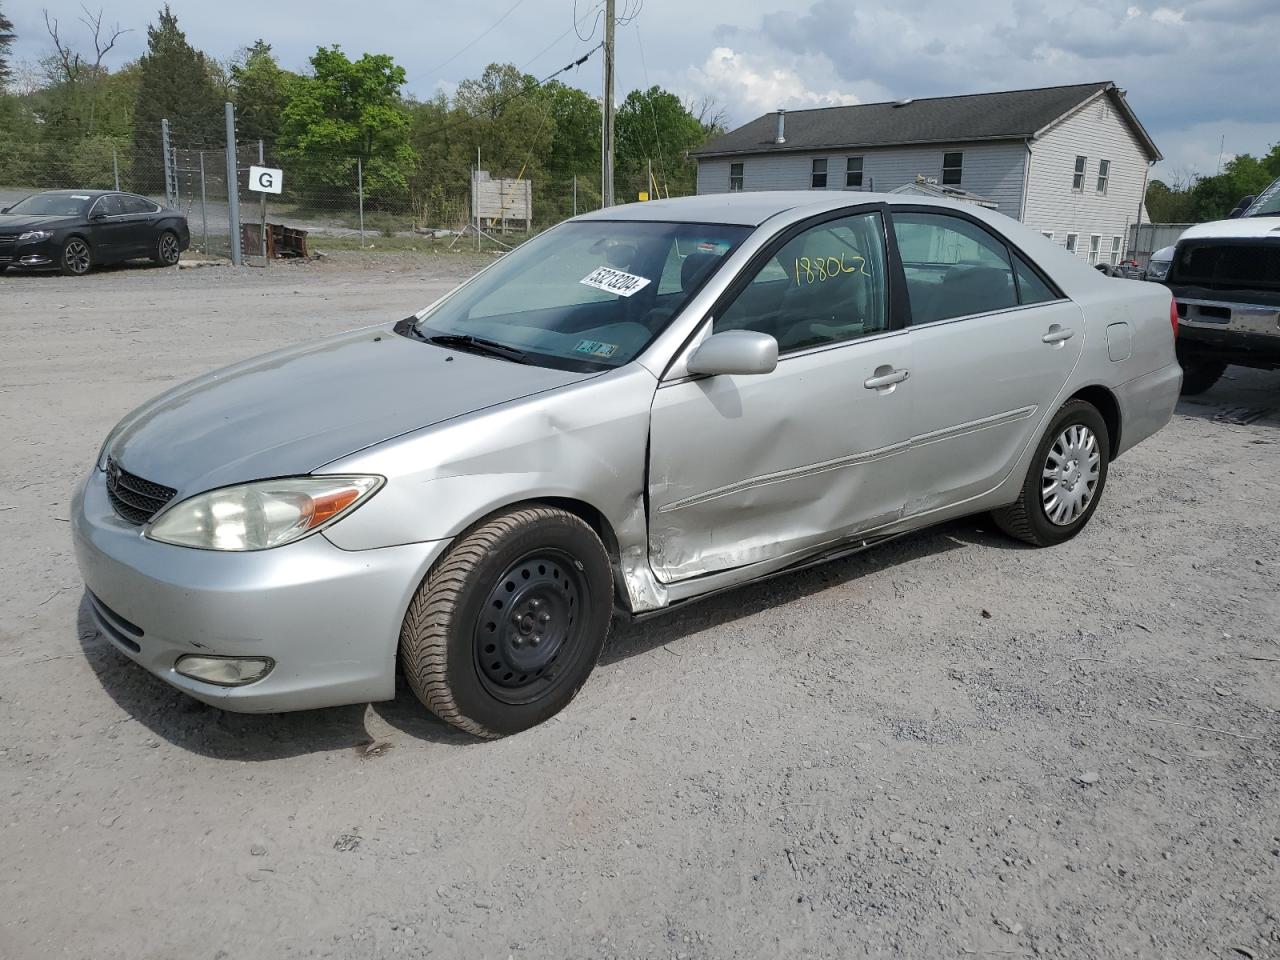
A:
[1165,177,1280,394]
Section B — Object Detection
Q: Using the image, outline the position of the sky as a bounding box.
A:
[8,0,1278,182]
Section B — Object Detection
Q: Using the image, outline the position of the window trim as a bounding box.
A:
[1072,155,1087,192]
[1065,233,1079,254]
[886,204,1068,329]
[729,162,744,192]
[1088,233,1102,264]
[845,156,864,189]
[1110,235,1123,266]
[810,158,828,189]
[941,151,963,186]
[1096,159,1110,194]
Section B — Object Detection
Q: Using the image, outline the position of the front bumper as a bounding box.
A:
[0,237,59,269]
[72,468,449,712]
[1172,294,1280,369]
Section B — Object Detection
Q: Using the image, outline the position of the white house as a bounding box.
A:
[692,82,1162,267]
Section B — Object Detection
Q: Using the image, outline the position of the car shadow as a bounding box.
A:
[1175,365,1280,428]
[2,260,173,281]
[75,518,997,759]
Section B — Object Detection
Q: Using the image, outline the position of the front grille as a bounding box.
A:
[106,457,176,525]
[1170,240,1280,293]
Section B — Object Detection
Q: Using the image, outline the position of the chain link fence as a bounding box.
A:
[2,129,686,262]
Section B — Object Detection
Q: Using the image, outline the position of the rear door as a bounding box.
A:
[890,209,1083,511]
[647,208,915,582]
[119,195,160,256]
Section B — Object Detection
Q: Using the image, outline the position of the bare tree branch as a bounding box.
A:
[43,10,82,83]
[76,5,129,70]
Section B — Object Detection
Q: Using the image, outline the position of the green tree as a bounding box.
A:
[0,2,15,84]
[231,40,292,144]
[615,86,708,200]
[132,5,223,158]
[279,46,416,204]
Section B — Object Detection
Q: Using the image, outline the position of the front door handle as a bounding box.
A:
[1042,325,1075,344]
[863,367,910,390]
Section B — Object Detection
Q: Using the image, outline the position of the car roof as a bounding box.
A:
[35,189,116,199]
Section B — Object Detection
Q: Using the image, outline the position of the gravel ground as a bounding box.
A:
[1,256,1277,960]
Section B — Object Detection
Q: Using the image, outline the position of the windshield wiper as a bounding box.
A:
[426,333,531,364]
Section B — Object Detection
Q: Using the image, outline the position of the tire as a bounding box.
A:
[60,237,92,276]
[153,230,181,267]
[1178,357,1225,396]
[992,399,1110,547]
[399,505,613,738]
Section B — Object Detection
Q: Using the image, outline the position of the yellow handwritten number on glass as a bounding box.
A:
[793,252,871,285]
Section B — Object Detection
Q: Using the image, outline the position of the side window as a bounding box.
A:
[729,162,744,192]
[715,212,888,353]
[892,212,1017,325]
[95,195,125,217]
[122,195,155,214]
[845,157,863,188]
[941,152,963,186]
[1013,253,1057,305]
[810,158,828,189]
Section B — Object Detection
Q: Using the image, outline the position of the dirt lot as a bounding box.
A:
[1,255,1277,960]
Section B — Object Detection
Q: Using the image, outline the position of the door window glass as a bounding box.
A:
[714,211,888,353]
[892,212,1017,325]
[95,195,126,217]
[1013,253,1057,305]
[121,195,156,214]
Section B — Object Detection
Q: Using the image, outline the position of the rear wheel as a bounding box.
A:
[1178,356,1225,396]
[60,237,92,276]
[399,505,613,738]
[153,230,181,266]
[992,399,1110,547]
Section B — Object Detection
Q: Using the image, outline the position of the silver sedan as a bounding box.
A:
[73,192,1182,736]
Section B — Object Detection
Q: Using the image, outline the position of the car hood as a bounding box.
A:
[1178,216,1280,242]
[106,325,600,496]
[0,214,78,232]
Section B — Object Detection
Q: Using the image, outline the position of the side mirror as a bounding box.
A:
[687,330,778,377]
[1228,196,1255,219]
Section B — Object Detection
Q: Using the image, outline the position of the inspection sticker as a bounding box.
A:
[574,339,620,358]
[579,265,651,297]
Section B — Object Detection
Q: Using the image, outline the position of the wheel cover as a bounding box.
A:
[473,549,587,705]
[160,234,179,263]
[1041,424,1101,526]
[64,240,90,274]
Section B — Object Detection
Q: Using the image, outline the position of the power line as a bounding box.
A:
[524,0,605,72]
[407,0,528,85]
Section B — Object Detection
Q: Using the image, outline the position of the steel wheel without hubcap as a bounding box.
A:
[1041,424,1101,526]
[474,549,586,705]
[157,232,180,265]
[62,239,91,275]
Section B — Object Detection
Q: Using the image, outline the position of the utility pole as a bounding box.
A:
[224,102,242,266]
[600,0,615,207]
[161,118,173,207]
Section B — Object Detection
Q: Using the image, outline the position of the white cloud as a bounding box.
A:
[1150,6,1186,24]
[685,47,860,116]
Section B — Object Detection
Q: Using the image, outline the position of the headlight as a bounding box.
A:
[18,229,53,242]
[145,475,382,551]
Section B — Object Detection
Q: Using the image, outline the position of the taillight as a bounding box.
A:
[1169,296,1178,340]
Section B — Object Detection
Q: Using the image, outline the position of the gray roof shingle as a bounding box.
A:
[692,82,1160,161]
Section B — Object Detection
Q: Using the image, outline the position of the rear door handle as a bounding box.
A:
[863,368,910,390]
[1042,325,1075,344]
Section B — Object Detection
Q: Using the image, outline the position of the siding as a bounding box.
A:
[1022,94,1150,264]
[696,142,1029,219]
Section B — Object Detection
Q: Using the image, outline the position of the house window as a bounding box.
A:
[1073,156,1087,191]
[846,156,864,189]
[942,152,963,185]
[1088,234,1101,264]
[729,162,744,192]
[1096,159,1110,194]
[1110,235,1123,265]
[1041,231,1054,241]
[811,158,828,189]
[1065,233,1078,254]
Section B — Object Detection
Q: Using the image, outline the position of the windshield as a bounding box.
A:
[1245,177,1280,217]
[5,193,92,217]
[415,219,752,369]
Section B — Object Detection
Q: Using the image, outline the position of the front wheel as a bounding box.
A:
[399,505,613,738]
[60,237,92,276]
[992,399,1110,547]
[153,230,181,266]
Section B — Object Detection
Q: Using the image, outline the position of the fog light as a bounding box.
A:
[174,655,274,687]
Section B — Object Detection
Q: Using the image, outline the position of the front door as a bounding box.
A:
[647,210,915,583]
[890,210,1085,511]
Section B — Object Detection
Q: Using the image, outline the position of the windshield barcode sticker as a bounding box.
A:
[580,266,651,297]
